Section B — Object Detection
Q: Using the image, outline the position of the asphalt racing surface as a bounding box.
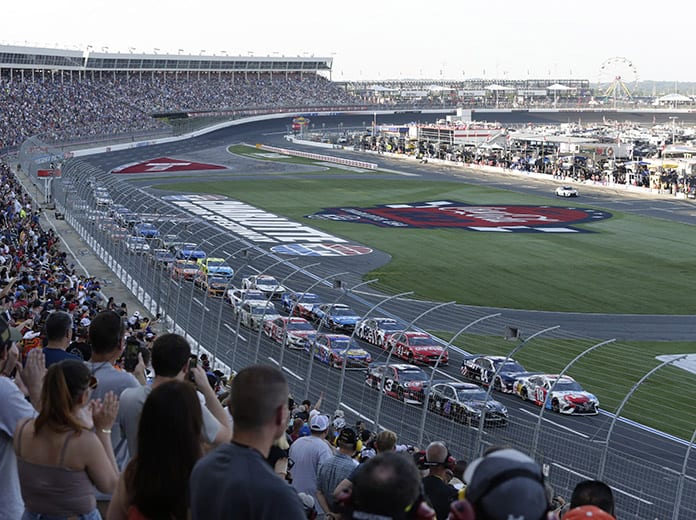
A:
[72,114,696,519]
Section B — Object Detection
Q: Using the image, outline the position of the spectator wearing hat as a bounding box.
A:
[562,505,615,520]
[460,448,552,520]
[316,427,359,518]
[118,333,232,459]
[0,322,44,520]
[422,442,458,520]
[42,310,80,367]
[289,413,335,516]
[190,365,306,519]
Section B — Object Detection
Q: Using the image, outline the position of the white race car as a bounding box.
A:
[241,275,286,299]
[555,186,579,197]
[513,374,599,415]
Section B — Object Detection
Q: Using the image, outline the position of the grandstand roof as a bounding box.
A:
[0,44,332,73]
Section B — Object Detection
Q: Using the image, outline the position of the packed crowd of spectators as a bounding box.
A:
[0,72,357,150]
[0,158,624,518]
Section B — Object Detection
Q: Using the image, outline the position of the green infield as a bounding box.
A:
[437,331,696,439]
[153,176,696,315]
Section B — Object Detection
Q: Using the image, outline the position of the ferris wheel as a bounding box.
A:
[598,57,639,99]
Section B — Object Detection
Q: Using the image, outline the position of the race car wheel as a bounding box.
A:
[520,387,528,401]
[552,399,560,413]
[493,378,503,392]
[396,387,404,401]
[407,352,415,364]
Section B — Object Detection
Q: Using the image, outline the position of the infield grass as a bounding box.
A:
[154,177,696,315]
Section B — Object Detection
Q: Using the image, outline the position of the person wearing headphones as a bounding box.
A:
[422,442,458,520]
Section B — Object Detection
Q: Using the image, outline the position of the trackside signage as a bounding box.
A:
[308,201,612,233]
[162,194,348,244]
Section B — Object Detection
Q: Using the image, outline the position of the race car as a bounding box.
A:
[225,288,266,309]
[194,273,230,297]
[513,374,599,415]
[175,243,207,260]
[149,248,175,269]
[555,186,579,197]
[384,332,448,366]
[124,236,150,254]
[263,316,317,349]
[365,363,430,404]
[133,222,160,239]
[428,381,508,426]
[355,317,405,347]
[171,259,199,280]
[308,333,372,369]
[310,303,361,333]
[241,275,286,299]
[460,355,537,393]
[197,257,234,278]
[235,301,281,331]
[281,291,322,318]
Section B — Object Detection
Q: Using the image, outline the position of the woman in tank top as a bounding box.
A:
[14,359,119,520]
[107,380,203,520]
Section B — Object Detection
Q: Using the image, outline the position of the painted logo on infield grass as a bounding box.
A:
[112,157,226,174]
[308,201,611,233]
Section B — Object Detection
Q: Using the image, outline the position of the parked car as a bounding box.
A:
[428,381,508,426]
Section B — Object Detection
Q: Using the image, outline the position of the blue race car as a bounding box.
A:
[310,303,361,332]
[281,291,322,318]
[176,242,207,260]
[308,333,372,369]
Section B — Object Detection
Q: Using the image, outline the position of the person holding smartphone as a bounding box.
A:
[118,333,232,460]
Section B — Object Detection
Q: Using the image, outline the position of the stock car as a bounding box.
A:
[241,275,287,299]
[197,257,234,278]
[133,222,161,239]
[149,248,175,269]
[365,363,430,404]
[308,333,372,369]
[555,186,579,197]
[281,291,322,318]
[384,332,448,366]
[428,381,508,426]
[158,234,183,251]
[175,243,207,260]
[460,355,537,393]
[235,301,281,331]
[355,317,405,347]
[124,236,150,254]
[263,316,317,349]
[225,288,266,308]
[513,374,599,415]
[171,259,199,280]
[194,273,230,297]
[310,303,361,333]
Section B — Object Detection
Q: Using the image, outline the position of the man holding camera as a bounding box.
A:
[118,333,232,458]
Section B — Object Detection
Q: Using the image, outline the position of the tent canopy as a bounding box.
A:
[657,93,691,102]
[485,84,513,91]
[547,83,575,91]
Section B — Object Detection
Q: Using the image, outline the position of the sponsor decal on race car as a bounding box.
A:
[112,157,226,174]
[308,201,611,233]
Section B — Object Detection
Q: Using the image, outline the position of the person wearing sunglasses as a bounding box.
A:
[13,359,119,520]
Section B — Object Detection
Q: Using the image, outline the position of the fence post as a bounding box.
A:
[672,427,696,520]
[597,355,688,479]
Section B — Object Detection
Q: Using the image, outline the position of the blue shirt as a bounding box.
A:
[42,347,80,367]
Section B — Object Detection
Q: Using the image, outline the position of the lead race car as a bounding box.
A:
[513,374,599,415]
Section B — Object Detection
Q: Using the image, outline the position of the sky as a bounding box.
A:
[2,1,693,83]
